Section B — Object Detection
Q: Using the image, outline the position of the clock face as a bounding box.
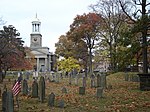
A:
[32,37,38,43]
[34,38,37,41]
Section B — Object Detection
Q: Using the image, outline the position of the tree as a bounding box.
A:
[90,0,128,72]
[119,0,150,73]
[55,35,89,74]
[0,25,25,82]
[57,57,80,73]
[67,13,101,75]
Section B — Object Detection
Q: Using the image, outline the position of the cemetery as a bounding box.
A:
[0,0,149,112]
[0,71,150,112]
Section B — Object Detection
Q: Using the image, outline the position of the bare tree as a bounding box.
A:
[90,0,127,71]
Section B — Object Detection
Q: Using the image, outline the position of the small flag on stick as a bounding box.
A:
[12,77,22,96]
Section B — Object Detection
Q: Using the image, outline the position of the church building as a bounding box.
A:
[29,15,54,72]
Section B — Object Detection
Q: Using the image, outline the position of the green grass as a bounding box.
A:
[1,72,150,112]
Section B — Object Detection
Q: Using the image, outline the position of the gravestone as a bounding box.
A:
[48,92,55,107]
[79,87,85,95]
[96,87,103,98]
[124,73,129,81]
[39,76,45,103]
[26,72,30,80]
[69,72,72,85]
[2,91,7,112]
[82,77,86,87]
[58,100,65,108]
[91,74,95,88]
[32,80,38,98]
[62,87,67,94]
[6,91,14,112]
[22,79,28,96]
[97,73,106,88]
[97,74,101,87]
[75,75,79,86]
[55,73,59,83]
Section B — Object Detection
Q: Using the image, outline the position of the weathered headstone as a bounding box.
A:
[55,73,59,83]
[75,75,79,86]
[91,74,95,88]
[22,79,28,96]
[69,72,72,85]
[97,73,106,88]
[96,87,103,98]
[26,72,30,80]
[32,80,38,98]
[58,100,65,108]
[6,91,14,112]
[62,87,67,94]
[79,87,85,95]
[39,76,45,103]
[48,92,55,107]
[82,77,86,87]
[124,73,129,81]
[97,74,101,87]
[2,91,7,112]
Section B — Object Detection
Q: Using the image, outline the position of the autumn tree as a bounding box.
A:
[119,0,150,73]
[57,57,80,73]
[67,13,101,76]
[55,35,89,73]
[0,25,25,82]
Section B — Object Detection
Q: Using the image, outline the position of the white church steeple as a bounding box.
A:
[32,13,41,33]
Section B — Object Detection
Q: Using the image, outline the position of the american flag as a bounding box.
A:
[12,77,22,96]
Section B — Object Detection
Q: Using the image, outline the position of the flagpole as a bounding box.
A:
[16,95,19,108]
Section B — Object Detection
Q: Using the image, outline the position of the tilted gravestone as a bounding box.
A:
[22,79,28,96]
[32,80,38,98]
[48,92,55,107]
[39,76,45,103]
[96,87,103,98]
[79,87,85,95]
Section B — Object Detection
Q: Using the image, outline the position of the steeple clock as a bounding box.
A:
[30,14,42,47]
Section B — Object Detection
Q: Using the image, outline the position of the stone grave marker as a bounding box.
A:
[97,74,101,87]
[79,87,85,95]
[75,75,79,86]
[124,72,129,81]
[22,79,28,96]
[31,80,38,98]
[82,77,86,87]
[91,74,95,88]
[39,76,45,103]
[62,87,67,94]
[96,87,103,98]
[6,91,14,112]
[48,92,55,107]
[58,100,65,108]
[2,91,7,112]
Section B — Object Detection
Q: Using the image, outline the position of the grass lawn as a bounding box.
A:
[0,72,150,112]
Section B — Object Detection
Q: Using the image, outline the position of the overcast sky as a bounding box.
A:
[0,0,98,53]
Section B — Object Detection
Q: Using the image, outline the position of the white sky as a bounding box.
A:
[0,0,97,53]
